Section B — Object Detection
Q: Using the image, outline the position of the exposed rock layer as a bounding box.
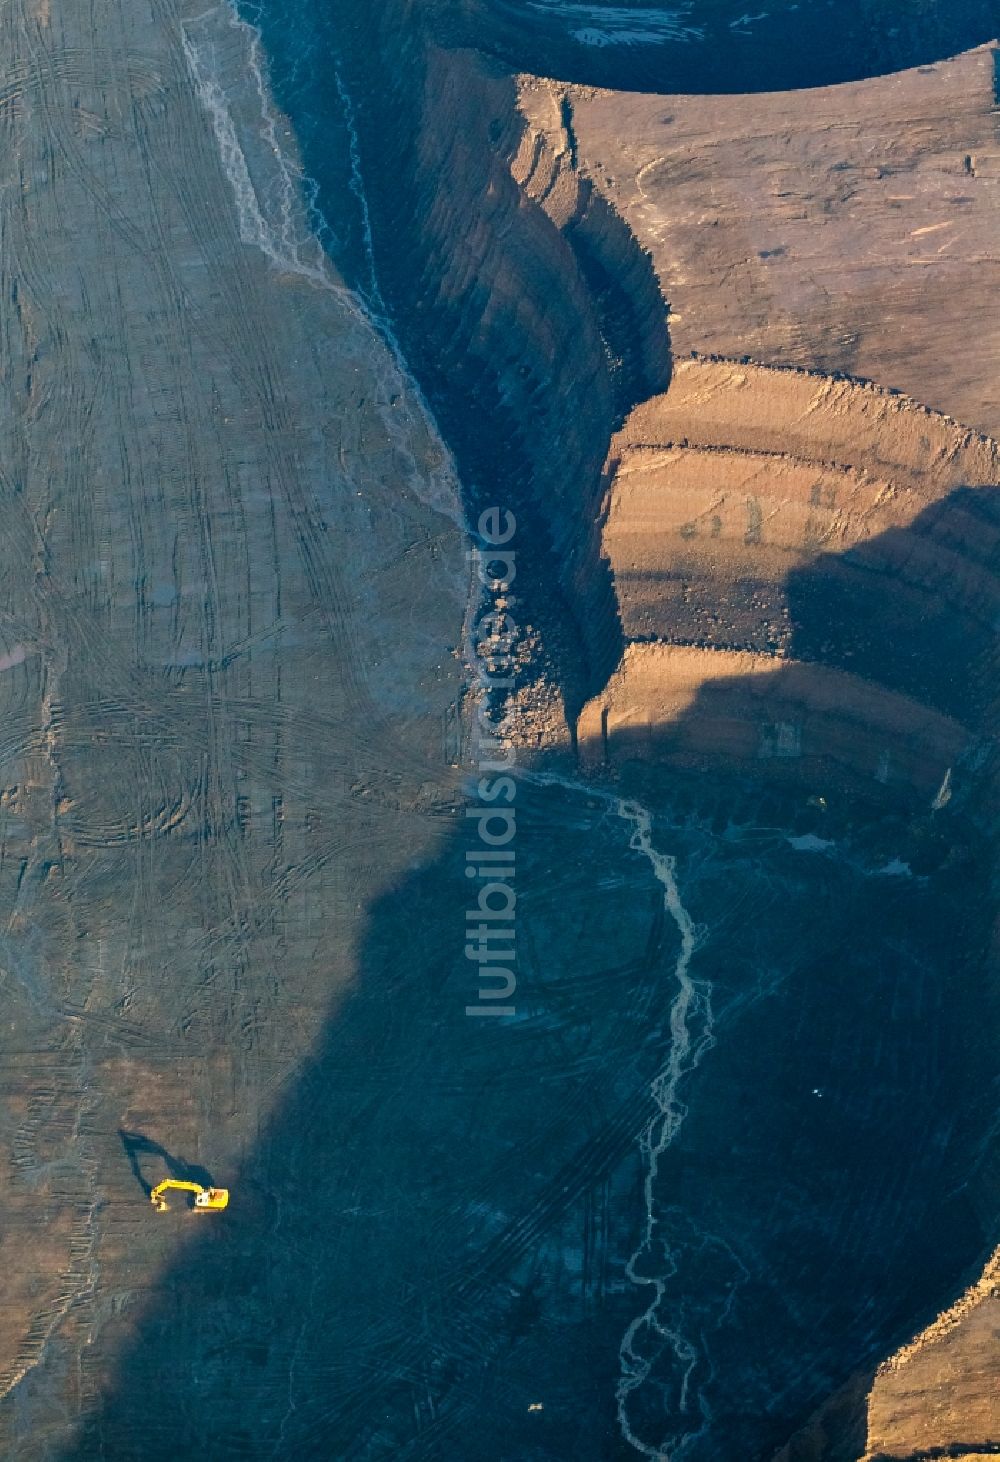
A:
[583,358,1000,801]
[0,0,994,1454]
[338,9,637,712]
[558,45,1000,437]
[330,6,1000,1455]
[578,644,974,805]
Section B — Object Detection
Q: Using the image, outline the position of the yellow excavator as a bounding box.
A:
[150,1179,229,1213]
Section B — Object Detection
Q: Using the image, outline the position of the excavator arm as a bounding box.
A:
[150,1179,229,1212]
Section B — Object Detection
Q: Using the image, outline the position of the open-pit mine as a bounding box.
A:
[0,1,997,1459]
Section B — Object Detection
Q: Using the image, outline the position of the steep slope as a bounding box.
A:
[553,45,1000,437]
[580,358,1000,803]
[330,8,1000,1455]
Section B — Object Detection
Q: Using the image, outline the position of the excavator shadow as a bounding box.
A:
[118,1130,214,1198]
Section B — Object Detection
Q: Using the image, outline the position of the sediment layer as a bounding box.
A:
[330,17,1000,1450]
[578,643,972,803]
[559,45,1000,437]
[617,359,1000,492]
[598,357,1000,733]
[511,77,671,420]
[335,9,688,713]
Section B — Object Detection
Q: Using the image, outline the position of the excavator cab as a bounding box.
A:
[150,1179,230,1213]
[194,1187,229,1211]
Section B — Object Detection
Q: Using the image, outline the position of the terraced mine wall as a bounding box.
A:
[330,4,1000,805]
[585,359,1000,808]
[334,2,670,717]
[2,1,989,1457]
[245,6,1000,1456]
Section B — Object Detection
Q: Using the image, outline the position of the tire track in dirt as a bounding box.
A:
[160,0,463,774]
[12,0,295,1089]
[0,0,471,1442]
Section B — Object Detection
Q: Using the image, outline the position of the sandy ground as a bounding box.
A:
[532,45,1000,439]
[0,0,466,1447]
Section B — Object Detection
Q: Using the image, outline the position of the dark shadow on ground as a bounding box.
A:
[785,486,1000,726]
[118,1131,214,1199]
[438,0,1000,96]
[56,488,999,1460]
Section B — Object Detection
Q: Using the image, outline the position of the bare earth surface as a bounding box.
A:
[0,0,464,1448]
[515,39,1000,1459]
[539,45,1000,437]
[1,0,998,1456]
